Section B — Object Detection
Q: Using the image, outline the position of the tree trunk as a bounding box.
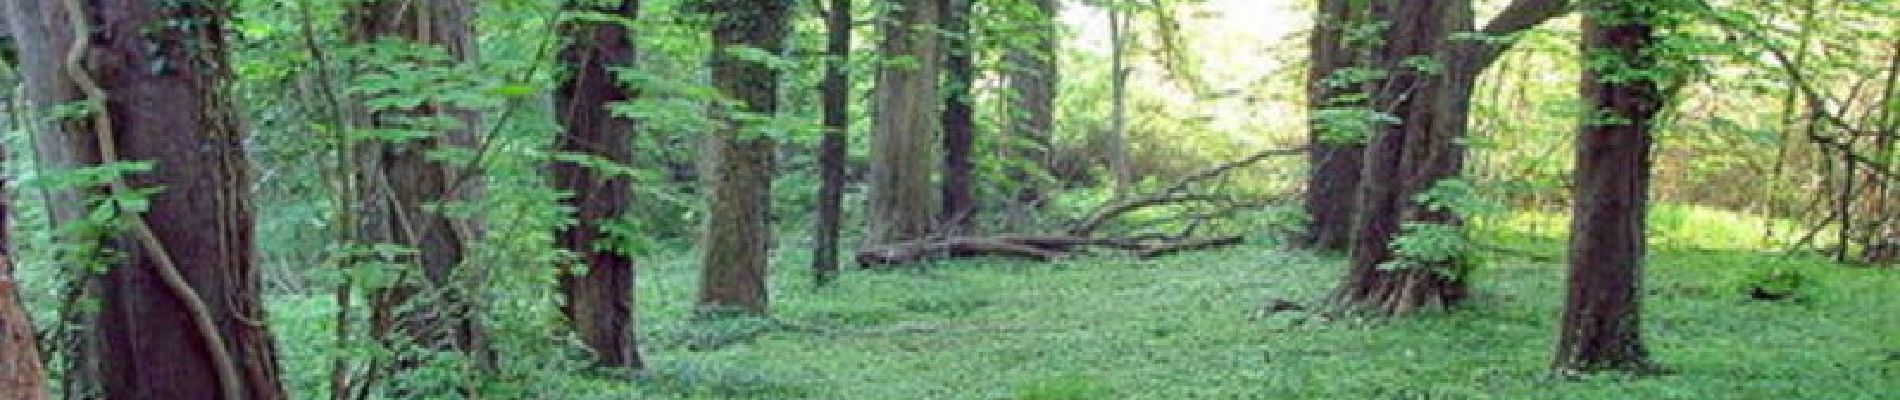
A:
[814,0,851,285]
[939,0,976,234]
[552,0,643,370]
[1336,0,1468,315]
[1003,0,1058,228]
[1335,0,1571,315]
[700,0,789,314]
[866,0,942,246]
[1300,0,1365,252]
[9,1,287,398]
[1105,5,1134,195]
[1554,0,1661,373]
[346,0,488,384]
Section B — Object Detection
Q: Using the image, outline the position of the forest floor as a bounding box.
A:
[610,244,1892,397]
[263,207,1899,399]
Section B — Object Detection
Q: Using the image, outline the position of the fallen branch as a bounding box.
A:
[857,234,1245,266]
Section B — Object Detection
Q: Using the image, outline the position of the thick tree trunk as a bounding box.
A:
[1336,0,1469,315]
[10,1,287,398]
[866,0,942,245]
[552,0,643,369]
[1300,0,1364,252]
[1003,0,1057,228]
[814,0,851,285]
[346,0,488,383]
[700,0,789,314]
[1335,0,1570,315]
[1554,0,1660,373]
[939,0,976,233]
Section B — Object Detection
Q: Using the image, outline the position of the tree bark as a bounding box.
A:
[1335,0,1570,315]
[866,0,942,246]
[346,0,488,383]
[9,1,287,398]
[813,0,852,285]
[1554,0,1661,373]
[939,0,976,233]
[1300,0,1365,252]
[699,0,789,314]
[552,0,644,370]
[1003,0,1057,228]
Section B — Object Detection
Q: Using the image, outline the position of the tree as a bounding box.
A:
[1553,0,1668,374]
[346,0,489,380]
[699,0,789,313]
[1105,1,1134,196]
[7,0,285,398]
[552,0,644,369]
[813,0,851,284]
[1334,0,1570,315]
[1300,0,1366,251]
[866,0,943,246]
[1003,0,1058,226]
[939,0,977,233]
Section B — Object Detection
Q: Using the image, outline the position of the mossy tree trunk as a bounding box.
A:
[552,0,644,369]
[699,0,789,314]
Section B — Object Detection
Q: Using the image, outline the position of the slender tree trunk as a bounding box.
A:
[1105,5,1134,195]
[346,0,489,385]
[939,0,976,233]
[1003,0,1057,228]
[814,0,851,284]
[866,0,942,246]
[9,1,286,398]
[1301,0,1366,252]
[552,0,644,369]
[1554,0,1662,373]
[700,0,789,314]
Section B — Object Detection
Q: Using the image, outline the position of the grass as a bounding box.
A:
[462,245,1893,399]
[239,205,1900,398]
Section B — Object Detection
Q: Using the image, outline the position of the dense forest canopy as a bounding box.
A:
[0,0,1894,398]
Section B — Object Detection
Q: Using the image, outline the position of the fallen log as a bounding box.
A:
[856,234,1245,267]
